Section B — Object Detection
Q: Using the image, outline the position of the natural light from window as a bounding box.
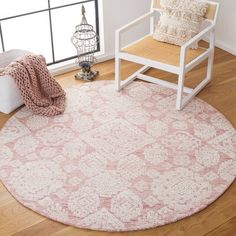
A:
[0,0,98,65]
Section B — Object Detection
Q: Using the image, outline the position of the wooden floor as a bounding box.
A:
[0,46,236,236]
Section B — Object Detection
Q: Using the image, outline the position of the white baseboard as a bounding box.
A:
[50,53,115,76]
[215,40,236,56]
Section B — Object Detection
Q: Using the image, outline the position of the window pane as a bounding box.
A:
[1,12,53,63]
[0,0,48,19]
[50,0,85,8]
[51,2,96,61]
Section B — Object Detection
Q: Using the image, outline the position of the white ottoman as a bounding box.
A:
[0,50,30,114]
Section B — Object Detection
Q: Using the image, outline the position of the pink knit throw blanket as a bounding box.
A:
[2,55,66,116]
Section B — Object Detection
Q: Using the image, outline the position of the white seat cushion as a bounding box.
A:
[0,75,23,114]
[0,49,30,114]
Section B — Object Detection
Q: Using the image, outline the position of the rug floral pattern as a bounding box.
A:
[0,81,236,231]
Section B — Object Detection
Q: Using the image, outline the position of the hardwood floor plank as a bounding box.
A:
[205,217,236,236]
[12,220,66,236]
[0,191,15,207]
[0,201,34,226]
[0,208,44,236]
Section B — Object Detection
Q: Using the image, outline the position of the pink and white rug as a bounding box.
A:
[0,81,235,232]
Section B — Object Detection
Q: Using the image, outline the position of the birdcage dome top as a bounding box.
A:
[73,24,97,41]
[72,4,98,41]
[76,23,93,32]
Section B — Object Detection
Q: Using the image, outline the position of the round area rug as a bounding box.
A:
[0,81,236,232]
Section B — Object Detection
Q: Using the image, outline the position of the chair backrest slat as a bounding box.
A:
[152,0,218,22]
[205,3,217,20]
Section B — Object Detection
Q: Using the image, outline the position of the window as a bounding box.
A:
[0,0,99,65]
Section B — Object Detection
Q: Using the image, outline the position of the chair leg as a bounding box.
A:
[176,72,185,110]
[206,51,214,81]
[115,57,121,91]
[177,54,214,110]
[207,30,215,82]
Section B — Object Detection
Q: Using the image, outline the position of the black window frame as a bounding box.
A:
[0,0,100,66]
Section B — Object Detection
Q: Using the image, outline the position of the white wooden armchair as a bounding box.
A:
[115,0,220,110]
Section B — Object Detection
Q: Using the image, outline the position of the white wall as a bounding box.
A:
[213,0,236,55]
[101,0,151,57]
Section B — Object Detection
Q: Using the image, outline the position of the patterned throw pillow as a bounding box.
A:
[153,0,208,49]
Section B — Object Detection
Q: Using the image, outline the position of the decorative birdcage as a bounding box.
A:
[71,5,99,81]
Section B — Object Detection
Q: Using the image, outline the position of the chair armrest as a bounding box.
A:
[116,11,154,35]
[115,11,154,53]
[181,25,215,51]
[179,25,215,67]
